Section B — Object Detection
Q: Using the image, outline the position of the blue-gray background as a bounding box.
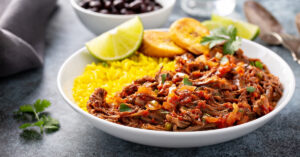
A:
[0,0,299,156]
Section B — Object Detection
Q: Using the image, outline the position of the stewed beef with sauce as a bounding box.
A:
[87,46,283,131]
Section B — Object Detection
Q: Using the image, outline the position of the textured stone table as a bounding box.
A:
[0,0,299,156]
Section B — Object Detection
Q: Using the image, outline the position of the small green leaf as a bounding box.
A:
[246,86,256,93]
[220,56,229,65]
[211,27,228,36]
[227,25,237,40]
[42,116,60,132]
[160,109,170,114]
[19,123,33,129]
[19,105,34,113]
[255,61,264,69]
[201,25,241,55]
[119,103,132,112]
[43,116,59,126]
[183,77,193,86]
[161,74,166,84]
[33,120,44,127]
[34,99,51,113]
[201,36,226,48]
[44,125,59,130]
[204,65,209,70]
[101,62,108,67]
[34,120,45,133]
[224,38,241,55]
[223,40,234,55]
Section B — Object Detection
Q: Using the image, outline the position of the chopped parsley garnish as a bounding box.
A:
[15,99,60,134]
[160,109,170,114]
[119,103,132,112]
[101,62,108,67]
[204,65,209,70]
[220,56,229,65]
[250,61,264,69]
[201,25,241,55]
[183,77,193,86]
[246,86,256,93]
[254,61,263,69]
[161,73,166,84]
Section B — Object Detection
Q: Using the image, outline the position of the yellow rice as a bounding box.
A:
[72,53,175,111]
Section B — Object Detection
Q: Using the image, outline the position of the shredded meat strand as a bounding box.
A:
[87,47,283,131]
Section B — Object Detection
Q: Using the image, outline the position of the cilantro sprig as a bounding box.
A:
[201,25,242,55]
[183,77,193,86]
[119,103,132,112]
[15,99,59,134]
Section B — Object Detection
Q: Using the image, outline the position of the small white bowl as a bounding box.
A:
[57,29,295,147]
[70,0,176,34]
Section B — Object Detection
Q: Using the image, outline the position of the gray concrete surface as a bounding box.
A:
[0,0,299,156]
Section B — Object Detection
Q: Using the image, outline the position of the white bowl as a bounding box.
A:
[70,0,176,34]
[57,30,295,148]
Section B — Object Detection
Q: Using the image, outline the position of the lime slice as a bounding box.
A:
[86,17,144,61]
[202,21,224,31]
[204,14,260,40]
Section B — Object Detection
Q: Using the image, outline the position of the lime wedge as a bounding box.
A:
[203,14,260,40]
[86,17,144,61]
[202,21,224,31]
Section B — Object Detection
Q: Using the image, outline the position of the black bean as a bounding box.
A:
[128,0,143,11]
[113,0,125,10]
[79,0,90,8]
[146,5,154,12]
[120,8,134,14]
[140,3,147,13]
[88,7,99,12]
[103,0,112,9]
[99,9,109,14]
[79,0,162,14]
[89,0,101,7]
[111,7,119,14]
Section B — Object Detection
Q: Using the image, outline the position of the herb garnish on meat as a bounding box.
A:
[201,25,242,55]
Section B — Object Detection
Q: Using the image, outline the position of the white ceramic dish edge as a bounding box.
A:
[57,29,295,148]
[70,0,176,34]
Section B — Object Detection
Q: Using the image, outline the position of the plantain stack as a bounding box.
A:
[169,18,210,55]
[139,18,210,57]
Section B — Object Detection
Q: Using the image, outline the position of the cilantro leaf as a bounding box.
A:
[201,36,227,49]
[255,61,264,69]
[119,103,132,112]
[19,105,34,113]
[201,25,241,55]
[211,27,228,36]
[161,73,166,84]
[33,119,45,133]
[42,116,59,131]
[101,62,108,67]
[15,99,59,135]
[183,77,193,86]
[246,86,256,93]
[19,123,33,129]
[34,99,51,113]
[227,25,237,40]
[220,56,229,65]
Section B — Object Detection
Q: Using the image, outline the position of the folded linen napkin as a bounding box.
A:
[0,0,57,77]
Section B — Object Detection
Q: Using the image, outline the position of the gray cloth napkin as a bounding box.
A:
[0,0,57,77]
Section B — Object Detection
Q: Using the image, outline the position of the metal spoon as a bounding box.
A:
[244,0,300,64]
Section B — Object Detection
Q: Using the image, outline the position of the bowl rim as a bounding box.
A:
[70,0,176,19]
[57,32,295,136]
